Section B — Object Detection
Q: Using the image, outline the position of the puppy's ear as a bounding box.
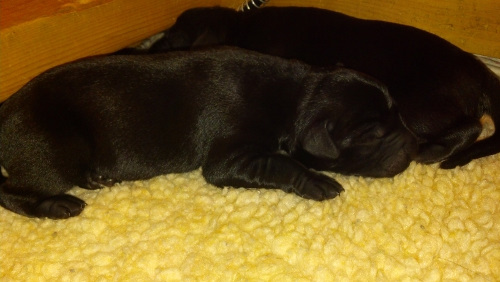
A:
[301,121,339,159]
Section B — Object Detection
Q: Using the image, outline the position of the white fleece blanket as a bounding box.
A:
[1,62,499,281]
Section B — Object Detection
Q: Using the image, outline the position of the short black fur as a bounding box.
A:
[136,6,500,168]
[0,48,416,218]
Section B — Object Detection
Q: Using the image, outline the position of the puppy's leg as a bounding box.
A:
[0,181,86,219]
[0,139,90,219]
[202,145,343,200]
[414,117,482,165]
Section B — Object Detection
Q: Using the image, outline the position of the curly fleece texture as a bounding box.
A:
[1,61,499,281]
[1,157,499,281]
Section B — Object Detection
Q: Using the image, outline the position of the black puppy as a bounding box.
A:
[139,6,500,168]
[0,48,416,219]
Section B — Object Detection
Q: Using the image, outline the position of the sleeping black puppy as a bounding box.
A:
[0,48,416,219]
[137,6,500,169]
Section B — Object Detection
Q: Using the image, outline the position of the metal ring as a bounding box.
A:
[238,0,269,11]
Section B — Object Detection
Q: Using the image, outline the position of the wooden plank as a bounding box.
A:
[0,0,112,30]
[0,0,224,102]
[1,0,498,102]
[261,0,500,58]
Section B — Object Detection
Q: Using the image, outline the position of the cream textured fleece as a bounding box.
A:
[1,154,499,281]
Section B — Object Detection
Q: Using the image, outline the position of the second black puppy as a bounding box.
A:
[142,6,500,169]
[0,48,416,219]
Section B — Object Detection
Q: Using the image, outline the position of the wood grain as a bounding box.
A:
[1,0,499,101]
[259,0,500,58]
[0,0,225,102]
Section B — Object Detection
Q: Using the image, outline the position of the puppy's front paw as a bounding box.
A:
[296,172,344,201]
[35,195,86,219]
[439,156,470,169]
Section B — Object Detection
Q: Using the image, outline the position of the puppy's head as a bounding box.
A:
[151,7,237,52]
[294,69,417,177]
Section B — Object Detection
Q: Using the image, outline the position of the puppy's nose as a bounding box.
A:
[401,133,419,159]
[384,151,412,177]
[388,129,418,159]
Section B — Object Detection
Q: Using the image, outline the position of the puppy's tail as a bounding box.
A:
[0,168,7,209]
[0,120,6,208]
[0,169,6,184]
[0,175,6,212]
[0,103,5,186]
[441,67,500,168]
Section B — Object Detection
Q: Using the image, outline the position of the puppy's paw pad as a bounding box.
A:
[299,173,344,201]
[35,195,86,219]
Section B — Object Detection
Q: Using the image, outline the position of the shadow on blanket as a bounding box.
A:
[0,62,499,281]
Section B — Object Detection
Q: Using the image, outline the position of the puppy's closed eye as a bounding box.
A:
[359,122,387,139]
[340,122,387,148]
